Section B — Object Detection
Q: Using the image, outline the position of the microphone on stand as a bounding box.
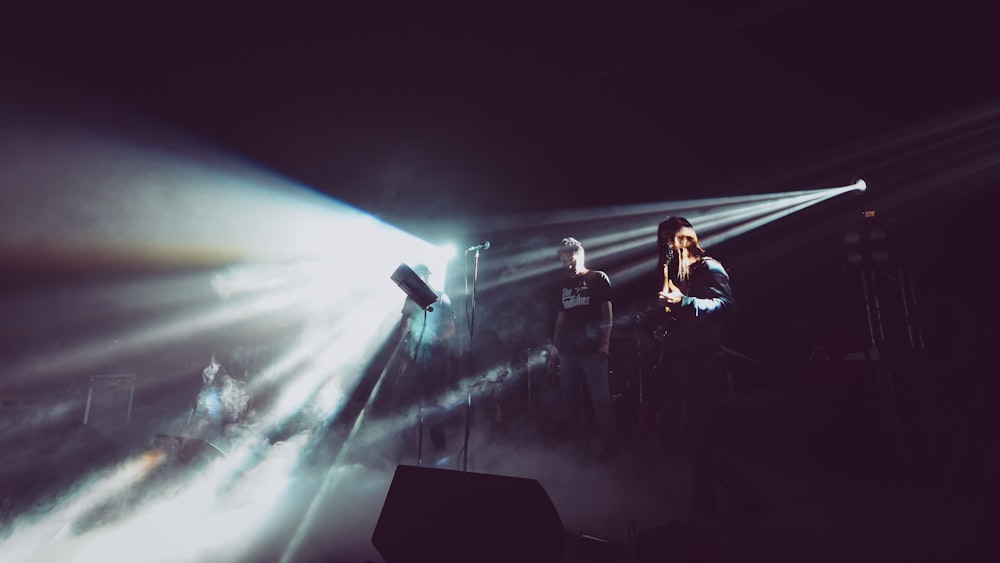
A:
[660,245,674,267]
[466,241,491,253]
[462,239,490,470]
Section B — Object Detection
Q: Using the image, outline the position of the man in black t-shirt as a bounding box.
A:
[547,237,618,459]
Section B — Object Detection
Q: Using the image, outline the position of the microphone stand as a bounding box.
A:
[469,248,481,339]
[460,248,483,472]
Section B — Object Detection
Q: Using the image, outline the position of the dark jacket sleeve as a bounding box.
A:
[672,257,735,354]
[678,258,736,318]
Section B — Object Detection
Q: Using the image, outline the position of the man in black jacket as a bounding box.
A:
[651,216,763,521]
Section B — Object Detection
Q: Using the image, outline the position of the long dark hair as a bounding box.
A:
[658,216,706,285]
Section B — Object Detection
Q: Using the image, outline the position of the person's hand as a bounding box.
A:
[658,279,683,307]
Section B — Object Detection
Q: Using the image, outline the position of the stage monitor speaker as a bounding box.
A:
[372,464,565,563]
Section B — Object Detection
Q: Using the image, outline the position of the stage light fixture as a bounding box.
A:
[390,263,438,310]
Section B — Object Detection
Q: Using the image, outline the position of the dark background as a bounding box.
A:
[2,0,997,381]
[3,1,995,213]
[3,0,997,364]
[1,3,998,561]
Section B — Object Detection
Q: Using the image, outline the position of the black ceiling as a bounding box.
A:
[4,1,996,219]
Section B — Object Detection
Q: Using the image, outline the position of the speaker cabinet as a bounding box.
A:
[372,464,565,563]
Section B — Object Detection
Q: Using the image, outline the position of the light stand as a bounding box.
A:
[390,263,439,466]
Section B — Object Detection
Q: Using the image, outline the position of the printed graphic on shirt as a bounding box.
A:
[562,280,590,309]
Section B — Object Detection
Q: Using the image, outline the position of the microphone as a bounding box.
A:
[466,241,491,252]
[660,245,674,267]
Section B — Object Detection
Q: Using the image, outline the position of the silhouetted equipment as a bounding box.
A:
[83,373,135,427]
[635,520,719,563]
[152,434,227,465]
[843,210,930,473]
[372,464,565,563]
[391,263,439,310]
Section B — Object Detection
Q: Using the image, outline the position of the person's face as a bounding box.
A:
[558,250,584,276]
[661,226,698,252]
